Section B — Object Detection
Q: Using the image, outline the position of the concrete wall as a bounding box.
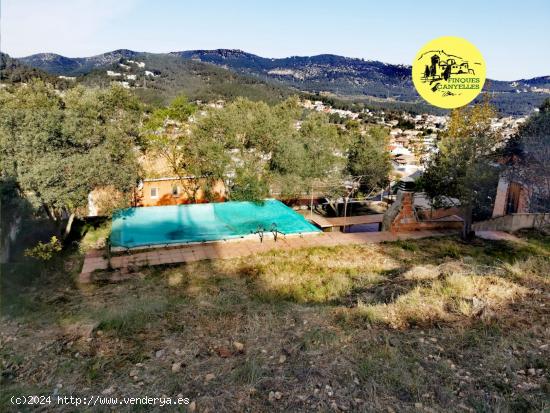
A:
[0,216,21,263]
[473,213,550,232]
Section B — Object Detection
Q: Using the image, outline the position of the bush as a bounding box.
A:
[24,236,62,261]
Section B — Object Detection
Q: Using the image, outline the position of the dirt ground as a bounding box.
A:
[1,229,549,412]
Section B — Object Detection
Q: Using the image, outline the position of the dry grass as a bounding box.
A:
[229,245,398,303]
[349,269,528,328]
[2,231,549,412]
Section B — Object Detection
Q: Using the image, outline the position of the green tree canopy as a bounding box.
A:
[0,81,143,236]
[347,125,391,194]
[420,100,501,239]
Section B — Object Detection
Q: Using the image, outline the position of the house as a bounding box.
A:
[492,177,530,217]
[87,177,227,216]
[135,177,226,207]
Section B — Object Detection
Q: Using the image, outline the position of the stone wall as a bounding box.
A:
[473,213,550,232]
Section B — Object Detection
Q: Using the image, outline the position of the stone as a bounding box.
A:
[66,321,99,339]
[155,349,165,358]
[205,373,215,382]
[172,362,182,373]
[278,355,287,364]
[102,386,115,395]
[528,368,536,376]
[233,341,245,352]
[216,346,232,358]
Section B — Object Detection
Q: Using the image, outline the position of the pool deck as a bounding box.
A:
[79,229,458,283]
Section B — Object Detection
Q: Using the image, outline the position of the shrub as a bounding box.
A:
[24,236,62,261]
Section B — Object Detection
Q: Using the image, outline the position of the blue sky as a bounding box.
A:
[2,0,549,80]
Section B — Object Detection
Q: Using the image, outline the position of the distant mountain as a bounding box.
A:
[12,49,550,115]
[6,51,293,106]
[0,52,71,88]
[18,49,140,75]
[172,49,415,100]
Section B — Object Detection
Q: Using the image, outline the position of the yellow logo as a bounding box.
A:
[412,36,486,109]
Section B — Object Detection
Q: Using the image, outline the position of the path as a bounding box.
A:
[79,229,457,283]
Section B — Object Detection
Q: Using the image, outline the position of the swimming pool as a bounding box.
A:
[110,199,320,249]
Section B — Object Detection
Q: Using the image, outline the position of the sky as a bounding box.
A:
[1,0,549,80]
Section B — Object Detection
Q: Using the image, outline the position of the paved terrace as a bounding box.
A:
[80,229,460,283]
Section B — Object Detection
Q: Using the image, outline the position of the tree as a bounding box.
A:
[143,94,228,202]
[0,81,142,238]
[347,126,391,195]
[270,111,345,200]
[420,100,501,239]
[193,97,302,201]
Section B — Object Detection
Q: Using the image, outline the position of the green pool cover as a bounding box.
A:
[110,199,320,249]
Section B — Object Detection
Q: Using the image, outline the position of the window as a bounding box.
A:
[150,187,158,199]
[171,185,180,197]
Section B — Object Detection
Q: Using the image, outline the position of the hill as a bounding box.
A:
[12,51,293,106]
[14,49,550,114]
[0,52,72,89]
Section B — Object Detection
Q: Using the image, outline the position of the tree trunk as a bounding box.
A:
[63,213,76,240]
[462,204,474,241]
[43,203,57,221]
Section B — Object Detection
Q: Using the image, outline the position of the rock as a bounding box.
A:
[216,346,232,358]
[171,362,182,373]
[528,368,536,376]
[129,369,138,377]
[233,341,244,352]
[278,355,287,364]
[66,321,99,339]
[415,402,423,409]
[188,401,196,412]
[155,349,165,358]
[269,391,282,401]
[205,373,215,382]
[102,386,115,395]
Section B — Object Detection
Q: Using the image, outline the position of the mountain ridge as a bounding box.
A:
[11,49,550,115]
